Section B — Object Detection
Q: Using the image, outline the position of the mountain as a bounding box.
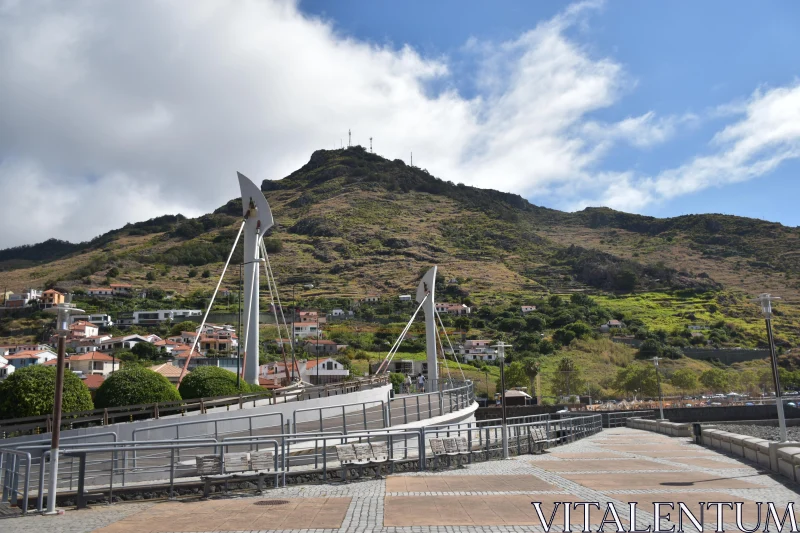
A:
[1,146,799,307]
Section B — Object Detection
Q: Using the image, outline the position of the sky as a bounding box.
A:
[1,0,799,249]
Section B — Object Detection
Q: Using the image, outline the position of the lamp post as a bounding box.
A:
[652,356,664,420]
[751,293,787,442]
[43,296,84,515]
[493,341,511,459]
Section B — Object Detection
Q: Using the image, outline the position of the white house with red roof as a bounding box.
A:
[69,321,100,338]
[259,357,349,386]
[521,305,537,314]
[447,339,497,362]
[68,351,119,376]
[303,339,346,356]
[87,287,114,298]
[0,354,13,380]
[434,302,471,315]
[5,349,57,368]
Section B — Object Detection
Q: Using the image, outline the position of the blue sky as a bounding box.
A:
[1,0,799,248]
[299,0,800,225]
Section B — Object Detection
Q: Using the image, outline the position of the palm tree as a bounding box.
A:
[521,357,541,398]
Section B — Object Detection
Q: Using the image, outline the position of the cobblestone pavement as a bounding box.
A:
[2,428,798,533]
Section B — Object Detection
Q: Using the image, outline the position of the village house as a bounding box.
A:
[361,295,380,303]
[69,313,114,328]
[87,287,114,298]
[448,339,497,362]
[0,343,52,355]
[521,305,537,314]
[291,322,321,340]
[41,289,65,308]
[5,288,42,308]
[399,294,412,302]
[170,355,238,374]
[303,339,346,356]
[259,357,349,386]
[68,351,120,376]
[5,349,57,368]
[92,334,162,352]
[434,302,471,316]
[68,321,100,338]
[0,354,14,380]
[599,319,626,333]
[79,374,105,395]
[110,283,134,297]
[149,363,183,385]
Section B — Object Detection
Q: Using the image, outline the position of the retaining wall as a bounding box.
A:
[700,427,800,484]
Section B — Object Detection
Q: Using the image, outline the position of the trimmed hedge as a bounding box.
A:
[0,365,94,419]
[94,367,181,408]
[178,366,263,399]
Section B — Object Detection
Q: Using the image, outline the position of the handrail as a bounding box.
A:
[0,375,390,436]
[0,448,32,514]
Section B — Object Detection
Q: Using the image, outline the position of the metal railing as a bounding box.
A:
[293,400,386,435]
[5,411,604,512]
[0,375,390,437]
[602,410,656,428]
[0,448,32,514]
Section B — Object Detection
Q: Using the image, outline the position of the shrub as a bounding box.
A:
[178,366,262,399]
[95,367,181,408]
[201,269,211,278]
[389,372,406,393]
[0,365,93,419]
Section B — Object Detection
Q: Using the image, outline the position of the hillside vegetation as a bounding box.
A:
[1,146,798,353]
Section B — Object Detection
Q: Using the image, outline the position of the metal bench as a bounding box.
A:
[197,451,279,497]
[335,444,367,483]
[368,441,398,477]
[528,425,550,453]
[442,437,467,468]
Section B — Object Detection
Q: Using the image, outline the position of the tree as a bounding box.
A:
[521,357,541,397]
[107,267,119,278]
[637,339,662,360]
[131,341,161,361]
[201,269,211,278]
[0,365,94,419]
[170,321,198,336]
[550,357,585,398]
[495,361,528,392]
[178,366,262,399]
[670,368,698,394]
[454,316,471,333]
[613,363,659,397]
[95,367,181,408]
[700,368,729,393]
[145,271,157,281]
[552,328,576,346]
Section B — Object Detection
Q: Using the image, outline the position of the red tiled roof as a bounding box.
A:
[149,363,183,378]
[305,339,337,345]
[81,374,105,389]
[69,351,114,362]
[6,350,54,359]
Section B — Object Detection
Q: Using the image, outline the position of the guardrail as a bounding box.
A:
[4,410,603,511]
[0,375,390,437]
[601,410,655,428]
[0,448,32,514]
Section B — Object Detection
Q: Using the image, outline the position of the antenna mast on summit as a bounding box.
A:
[348,129,351,148]
[369,137,373,153]
[410,152,413,166]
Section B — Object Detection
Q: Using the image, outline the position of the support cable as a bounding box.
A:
[435,309,466,381]
[377,294,428,374]
[261,240,297,381]
[259,240,292,382]
[178,220,245,384]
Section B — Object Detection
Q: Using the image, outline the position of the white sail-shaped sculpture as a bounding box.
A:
[238,172,274,385]
[416,266,438,391]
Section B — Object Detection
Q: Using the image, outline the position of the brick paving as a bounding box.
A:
[2,428,798,533]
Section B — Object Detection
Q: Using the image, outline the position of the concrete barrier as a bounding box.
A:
[625,418,692,437]
[700,427,800,483]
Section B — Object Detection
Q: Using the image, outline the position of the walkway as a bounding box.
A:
[3,428,798,532]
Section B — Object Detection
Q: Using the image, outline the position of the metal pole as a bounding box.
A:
[766,318,788,442]
[653,356,664,420]
[494,341,510,460]
[237,262,242,388]
[46,334,66,514]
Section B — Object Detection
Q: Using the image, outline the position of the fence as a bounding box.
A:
[601,410,656,428]
[0,375,390,438]
[0,448,32,514]
[2,411,603,513]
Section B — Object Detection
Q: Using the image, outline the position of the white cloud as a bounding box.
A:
[590,82,800,211]
[0,0,794,249]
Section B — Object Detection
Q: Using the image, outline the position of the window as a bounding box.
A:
[326,361,333,370]
[94,362,103,370]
